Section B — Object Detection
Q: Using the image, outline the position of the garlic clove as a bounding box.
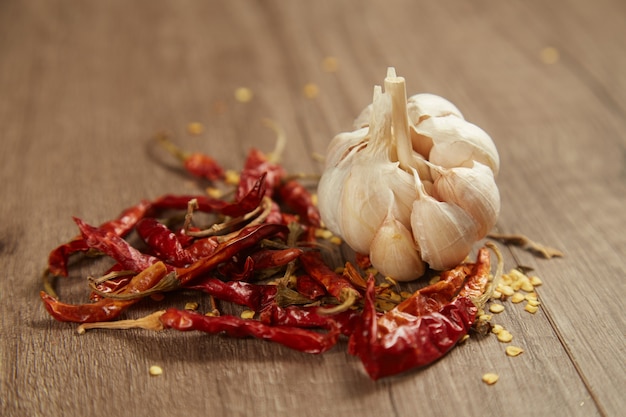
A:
[369,208,425,281]
[430,161,500,239]
[415,115,500,176]
[407,93,464,124]
[410,171,479,271]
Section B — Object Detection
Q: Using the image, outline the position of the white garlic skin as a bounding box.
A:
[318,68,500,281]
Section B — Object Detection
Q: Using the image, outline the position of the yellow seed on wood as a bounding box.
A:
[322,56,339,72]
[187,122,204,135]
[524,304,539,314]
[234,87,253,103]
[149,365,163,376]
[459,334,470,344]
[530,275,543,286]
[506,346,524,357]
[491,290,502,300]
[315,228,334,240]
[479,314,493,322]
[497,330,513,343]
[303,83,320,99]
[491,324,504,334]
[489,303,505,314]
[527,298,541,307]
[540,47,560,64]
[184,302,199,311]
[241,310,256,319]
[482,373,499,385]
[511,292,526,304]
[521,281,535,293]
[206,187,223,199]
[500,285,515,297]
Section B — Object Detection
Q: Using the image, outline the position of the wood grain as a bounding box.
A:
[1,1,624,416]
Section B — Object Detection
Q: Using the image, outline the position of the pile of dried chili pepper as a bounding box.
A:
[40,129,502,380]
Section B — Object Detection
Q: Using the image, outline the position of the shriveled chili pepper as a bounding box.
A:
[184,236,220,260]
[48,200,152,276]
[151,174,266,218]
[156,133,225,181]
[278,179,322,228]
[176,223,289,285]
[40,261,169,323]
[74,217,158,272]
[136,218,194,267]
[159,308,339,354]
[295,274,327,300]
[236,148,285,200]
[299,251,361,312]
[188,278,277,311]
[259,304,360,336]
[347,248,491,380]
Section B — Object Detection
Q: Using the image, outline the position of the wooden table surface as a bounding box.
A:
[1,1,625,416]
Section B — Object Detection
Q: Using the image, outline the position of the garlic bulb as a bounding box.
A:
[318,68,500,281]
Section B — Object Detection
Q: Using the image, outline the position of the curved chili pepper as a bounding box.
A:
[299,251,361,309]
[185,236,220,260]
[236,148,285,200]
[188,279,277,311]
[151,173,266,218]
[295,274,327,300]
[259,304,360,336]
[74,217,158,272]
[48,200,152,276]
[156,133,225,181]
[183,153,225,181]
[40,261,169,323]
[278,179,321,228]
[159,308,339,354]
[136,218,194,267]
[348,248,491,380]
[176,223,289,285]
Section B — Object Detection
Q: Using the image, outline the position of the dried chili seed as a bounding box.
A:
[489,303,505,314]
[482,373,499,385]
[505,346,524,357]
[149,365,163,376]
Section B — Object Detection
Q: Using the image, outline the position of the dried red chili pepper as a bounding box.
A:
[156,133,225,181]
[295,274,327,300]
[159,308,339,354]
[259,304,360,336]
[188,278,277,311]
[278,179,321,228]
[236,148,285,200]
[299,251,361,312]
[74,217,159,272]
[347,248,491,380]
[136,218,194,267]
[151,174,266,218]
[176,223,289,285]
[40,261,169,323]
[48,200,152,276]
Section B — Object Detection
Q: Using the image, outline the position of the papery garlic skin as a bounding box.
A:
[318,68,500,281]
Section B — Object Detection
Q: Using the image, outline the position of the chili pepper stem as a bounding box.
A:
[76,310,166,334]
[89,271,179,300]
[317,289,358,315]
[156,132,190,161]
[261,118,286,164]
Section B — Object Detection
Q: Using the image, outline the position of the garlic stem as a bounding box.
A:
[384,68,413,172]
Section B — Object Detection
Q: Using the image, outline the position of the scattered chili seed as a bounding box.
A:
[224,169,240,185]
[511,292,525,304]
[241,310,256,319]
[524,304,539,314]
[530,275,543,286]
[527,298,541,307]
[149,365,163,376]
[497,330,513,343]
[234,87,253,103]
[505,346,524,357]
[482,373,499,385]
[489,303,505,314]
[329,236,342,245]
[322,56,338,72]
[184,302,199,311]
[491,324,504,335]
[187,122,204,135]
[303,83,320,99]
[499,285,515,297]
[540,47,560,64]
